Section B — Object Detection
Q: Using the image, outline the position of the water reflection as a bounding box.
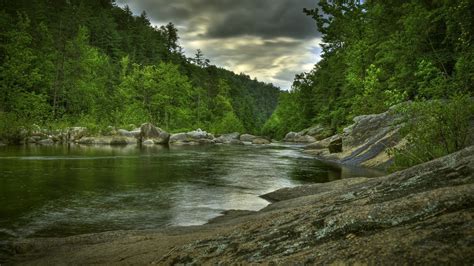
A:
[0,143,382,241]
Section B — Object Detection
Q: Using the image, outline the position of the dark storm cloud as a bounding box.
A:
[116,0,322,90]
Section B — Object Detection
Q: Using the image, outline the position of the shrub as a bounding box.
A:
[388,94,473,171]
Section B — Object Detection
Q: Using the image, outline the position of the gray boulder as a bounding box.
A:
[117,129,141,138]
[328,135,342,153]
[169,129,215,145]
[215,132,241,144]
[140,123,170,144]
[240,134,258,142]
[76,136,136,145]
[37,138,54,145]
[285,125,332,143]
[252,138,271,145]
[305,108,404,169]
[142,139,154,145]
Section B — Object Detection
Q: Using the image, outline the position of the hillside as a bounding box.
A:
[0,0,280,141]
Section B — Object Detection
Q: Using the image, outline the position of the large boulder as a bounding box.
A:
[76,136,137,145]
[215,132,242,145]
[305,107,403,169]
[139,123,170,144]
[240,134,258,142]
[117,129,141,138]
[328,135,342,153]
[284,125,332,143]
[37,138,54,145]
[283,132,316,143]
[252,138,271,145]
[169,129,215,145]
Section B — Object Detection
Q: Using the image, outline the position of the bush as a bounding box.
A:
[388,94,474,171]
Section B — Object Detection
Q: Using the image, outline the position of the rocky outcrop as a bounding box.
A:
[252,138,271,145]
[215,133,243,145]
[284,132,316,143]
[139,123,170,144]
[284,125,333,143]
[169,129,215,145]
[305,108,403,169]
[9,146,474,265]
[75,136,137,145]
[239,134,258,142]
[117,128,141,138]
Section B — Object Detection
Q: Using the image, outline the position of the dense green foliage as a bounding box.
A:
[265,0,474,139]
[0,0,280,141]
[389,94,474,171]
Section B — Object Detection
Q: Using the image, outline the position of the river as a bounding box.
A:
[0,143,381,245]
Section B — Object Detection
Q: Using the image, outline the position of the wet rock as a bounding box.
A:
[117,129,141,138]
[169,129,215,145]
[229,139,244,145]
[215,132,241,144]
[75,136,136,145]
[328,135,342,153]
[240,134,258,142]
[142,139,154,145]
[37,138,54,145]
[304,108,404,169]
[252,138,271,145]
[140,123,170,144]
[285,125,332,143]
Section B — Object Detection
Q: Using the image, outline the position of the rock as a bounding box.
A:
[109,136,136,145]
[139,123,170,144]
[283,132,316,143]
[118,129,141,138]
[169,129,215,145]
[306,125,333,140]
[215,132,241,144]
[142,139,154,145]
[328,135,342,153]
[76,136,136,145]
[252,138,271,145]
[75,137,95,145]
[37,138,54,145]
[304,108,404,169]
[283,132,297,142]
[285,125,332,143]
[0,141,5,146]
[229,139,244,145]
[296,135,316,143]
[68,127,87,142]
[240,134,257,142]
[27,137,38,144]
[12,147,474,265]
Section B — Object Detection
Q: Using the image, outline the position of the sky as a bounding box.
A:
[116,0,322,90]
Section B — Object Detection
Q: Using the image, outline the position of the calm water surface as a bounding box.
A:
[0,143,381,243]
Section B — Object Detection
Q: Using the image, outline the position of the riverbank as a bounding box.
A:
[6,145,473,264]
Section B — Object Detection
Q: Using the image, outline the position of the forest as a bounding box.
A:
[0,0,280,141]
[263,0,473,169]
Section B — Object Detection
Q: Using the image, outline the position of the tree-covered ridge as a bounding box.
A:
[0,0,280,140]
[263,0,473,139]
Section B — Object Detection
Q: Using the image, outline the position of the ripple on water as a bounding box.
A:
[0,144,382,241]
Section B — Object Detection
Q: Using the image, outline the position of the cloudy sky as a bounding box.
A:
[116,0,322,90]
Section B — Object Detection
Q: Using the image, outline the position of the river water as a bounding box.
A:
[0,143,381,243]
